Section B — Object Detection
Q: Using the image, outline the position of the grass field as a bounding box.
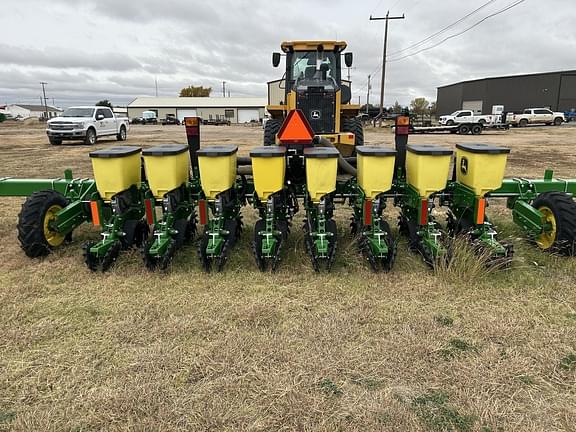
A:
[1,122,575,431]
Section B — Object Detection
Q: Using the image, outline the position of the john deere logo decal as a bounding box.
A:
[460,157,468,175]
[310,110,321,120]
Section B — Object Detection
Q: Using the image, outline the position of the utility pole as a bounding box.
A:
[370,11,405,122]
[222,81,226,97]
[366,74,371,114]
[40,82,48,120]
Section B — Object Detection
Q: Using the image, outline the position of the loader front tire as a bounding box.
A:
[17,190,69,257]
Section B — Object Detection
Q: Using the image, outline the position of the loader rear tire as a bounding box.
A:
[341,117,364,155]
[263,118,282,146]
[532,192,576,255]
[17,190,69,257]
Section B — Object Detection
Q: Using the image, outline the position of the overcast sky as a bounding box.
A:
[1,0,575,108]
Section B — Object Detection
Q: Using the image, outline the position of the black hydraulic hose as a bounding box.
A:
[237,156,252,166]
[237,165,253,175]
[233,138,357,177]
[314,137,357,176]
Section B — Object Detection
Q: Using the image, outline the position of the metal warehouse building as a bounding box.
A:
[127,97,267,123]
[437,70,576,115]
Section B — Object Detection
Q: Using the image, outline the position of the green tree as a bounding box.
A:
[391,101,403,114]
[410,97,430,115]
[429,101,437,116]
[96,99,113,109]
[179,85,212,97]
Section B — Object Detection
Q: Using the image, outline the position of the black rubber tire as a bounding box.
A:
[471,124,483,135]
[519,119,528,127]
[263,118,282,146]
[49,137,62,145]
[478,119,486,125]
[554,117,563,126]
[17,190,69,257]
[116,125,127,141]
[446,120,455,126]
[458,124,470,134]
[532,192,576,256]
[84,128,97,145]
[341,117,364,149]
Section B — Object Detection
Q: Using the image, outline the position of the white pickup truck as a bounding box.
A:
[507,108,565,127]
[439,110,495,126]
[47,106,130,145]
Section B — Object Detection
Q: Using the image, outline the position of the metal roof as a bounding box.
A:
[128,97,267,108]
[10,104,62,112]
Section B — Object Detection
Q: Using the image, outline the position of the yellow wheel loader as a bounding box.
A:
[265,40,363,156]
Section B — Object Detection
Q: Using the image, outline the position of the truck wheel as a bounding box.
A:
[471,124,483,135]
[478,119,486,125]
[116,125,127,141]
[519,119,528,127]
[341,117,364,155]
[17,190,69,257]
[553,117,563,126]
[532,192,576,255]
[84,128,97,145]
[458,124,470,134]
[263,118,282,146]
[49,137,62,145]
[446,120,455,126]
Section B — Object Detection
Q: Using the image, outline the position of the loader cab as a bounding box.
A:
[287,50,341,93]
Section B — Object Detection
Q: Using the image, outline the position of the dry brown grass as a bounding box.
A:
[0,123,575,431]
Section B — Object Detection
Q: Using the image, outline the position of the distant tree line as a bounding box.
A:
[179,86,212,97]
[361,97,437,117]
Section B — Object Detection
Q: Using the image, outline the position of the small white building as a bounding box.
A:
[127,97,267,123]
[112,106,128,117]
[6,104,62,119]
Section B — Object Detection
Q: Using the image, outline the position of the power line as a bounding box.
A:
[386,0,498,57]
[357,0,496,92]
[387,0,526,62]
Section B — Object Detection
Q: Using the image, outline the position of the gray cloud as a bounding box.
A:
[0,43,142,71]
[1,0,575,108]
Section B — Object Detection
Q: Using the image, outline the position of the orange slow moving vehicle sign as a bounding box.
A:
[277,110,315,144]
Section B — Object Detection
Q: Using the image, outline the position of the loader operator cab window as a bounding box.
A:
[290,51,338,89]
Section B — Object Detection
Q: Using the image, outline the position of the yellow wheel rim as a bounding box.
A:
[536,206,557,250]
[43,205,65,247]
